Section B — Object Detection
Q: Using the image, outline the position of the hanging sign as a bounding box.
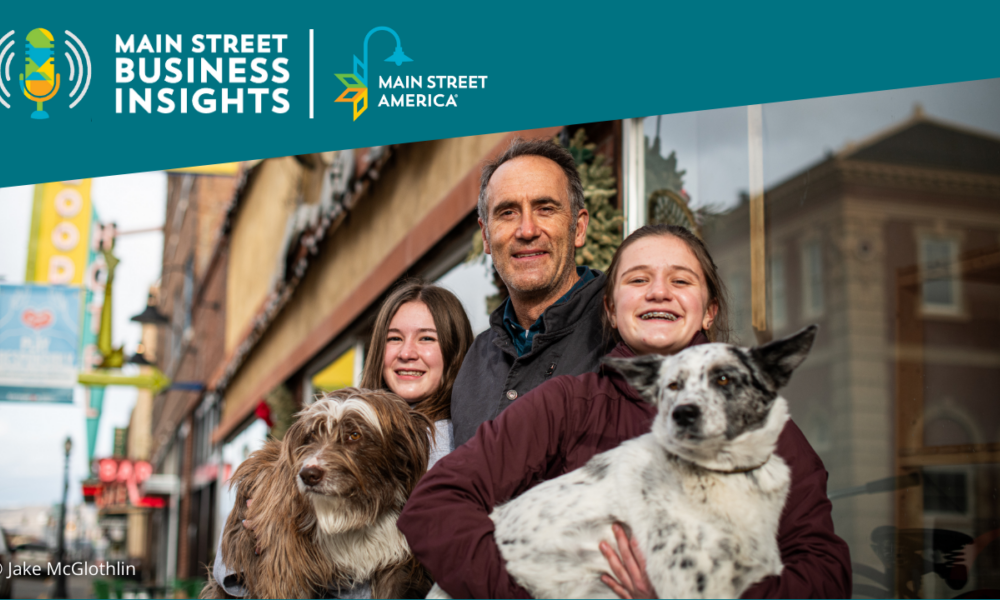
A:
[25,180,94,286]
[0,283,82,403]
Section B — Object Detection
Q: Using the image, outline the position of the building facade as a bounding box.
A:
[135,78,1000,598]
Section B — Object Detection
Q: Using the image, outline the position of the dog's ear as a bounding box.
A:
[281,416,309,467]
[399,407,432,492]
[749,324,818,390]
[371,391,432,497]
[602,354,666,405]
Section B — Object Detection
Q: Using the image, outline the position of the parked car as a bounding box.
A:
[12,542,53,575]
[0,529,12,598]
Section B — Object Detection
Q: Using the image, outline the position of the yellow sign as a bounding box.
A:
[26,180,93,285]
[165,163,240,176]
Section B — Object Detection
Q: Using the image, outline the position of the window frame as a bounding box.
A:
[916,231,964,317]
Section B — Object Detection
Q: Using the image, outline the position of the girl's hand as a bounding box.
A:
[599,523,657,599]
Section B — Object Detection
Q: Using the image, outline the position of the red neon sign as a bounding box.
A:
[94,458,163,508]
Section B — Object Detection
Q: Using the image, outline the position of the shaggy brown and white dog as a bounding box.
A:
[202,388,434,599]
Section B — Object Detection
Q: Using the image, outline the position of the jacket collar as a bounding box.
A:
[489,269,607,355]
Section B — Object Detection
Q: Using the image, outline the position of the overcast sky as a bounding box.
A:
[0,173,166,508]
[0,78,997,510]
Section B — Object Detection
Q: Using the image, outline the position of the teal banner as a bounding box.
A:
[1,1,998,186]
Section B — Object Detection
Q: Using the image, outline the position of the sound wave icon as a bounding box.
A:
[0,29,90,112]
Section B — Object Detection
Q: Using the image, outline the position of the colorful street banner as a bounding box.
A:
[25,179,94,286]
[0,283,82,403]
[1,4,999,187]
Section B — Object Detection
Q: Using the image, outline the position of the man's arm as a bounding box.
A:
[398,377,578,599]
[740,421,852,598]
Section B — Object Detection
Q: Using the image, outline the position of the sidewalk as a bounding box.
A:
[11,575,95,599]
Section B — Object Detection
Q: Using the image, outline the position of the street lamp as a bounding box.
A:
[54,437,72,599]
[129,294,170,326]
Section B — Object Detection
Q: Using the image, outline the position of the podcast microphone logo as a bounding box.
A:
[0,28,91,119]
[21,28,59,119]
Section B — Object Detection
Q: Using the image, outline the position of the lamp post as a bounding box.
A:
[54,437,72,599]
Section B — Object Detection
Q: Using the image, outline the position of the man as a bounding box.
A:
[451,137,613,446]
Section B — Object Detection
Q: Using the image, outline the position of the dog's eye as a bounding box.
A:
[348,431,361,442]
[716,374,730,386]
[303,432,314,444]
[667,382,680,391]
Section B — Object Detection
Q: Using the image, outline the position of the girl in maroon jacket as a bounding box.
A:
[397,224,851,598]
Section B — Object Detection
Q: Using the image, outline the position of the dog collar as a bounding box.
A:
[669,448,772,475]
[700,457,770,474]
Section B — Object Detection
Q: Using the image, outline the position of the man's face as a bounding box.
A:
[481,155,589,300]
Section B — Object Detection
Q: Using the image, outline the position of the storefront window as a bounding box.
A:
[310,344,363,394]
[436,255,497,336]
[626,78,1000,597]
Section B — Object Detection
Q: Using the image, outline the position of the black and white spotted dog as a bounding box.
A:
[431,325,816,599]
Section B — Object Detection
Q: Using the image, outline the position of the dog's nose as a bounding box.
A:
[672,404,701,427]
[299,465,325,487]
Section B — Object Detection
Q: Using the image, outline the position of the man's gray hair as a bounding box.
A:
[478,137,585,225]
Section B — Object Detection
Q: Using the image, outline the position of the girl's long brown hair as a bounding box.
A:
[360,280,474,422]
[603,224,730,344]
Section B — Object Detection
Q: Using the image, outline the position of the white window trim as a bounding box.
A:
[622,118,646,236]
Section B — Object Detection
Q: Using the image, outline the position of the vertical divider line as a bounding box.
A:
[309,29,315,119]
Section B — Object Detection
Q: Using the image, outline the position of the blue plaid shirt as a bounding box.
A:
[502,266,597,357]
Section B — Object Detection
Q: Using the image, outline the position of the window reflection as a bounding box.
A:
[802,238,825,319]
[637,78,1000,598]
[769,253,787,332]
[919,234,962,314]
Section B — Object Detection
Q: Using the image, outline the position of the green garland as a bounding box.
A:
[567,129,623,271]
[265,383,297,440]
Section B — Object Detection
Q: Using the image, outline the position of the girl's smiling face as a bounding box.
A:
[606,234,717,356]
[382,301,444,403]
